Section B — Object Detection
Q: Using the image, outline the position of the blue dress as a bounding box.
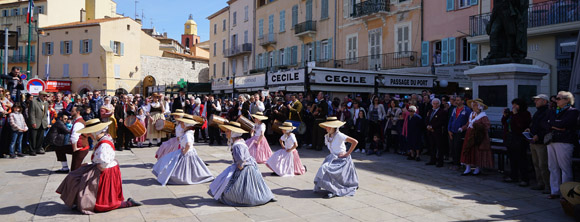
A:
[406,114,423,150]
[152,130,214,185]
[314,131,359,197]
[209,139,274,206]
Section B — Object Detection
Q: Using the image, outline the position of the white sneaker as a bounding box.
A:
[354,150,360,153]
[361,149,366,153]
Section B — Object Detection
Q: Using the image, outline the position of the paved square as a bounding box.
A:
[0,143,571,221]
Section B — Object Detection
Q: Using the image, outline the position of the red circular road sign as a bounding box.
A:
[26,78,46,95]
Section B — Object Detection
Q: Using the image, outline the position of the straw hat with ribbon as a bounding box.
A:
[467,98,488,110]
[191,115,204,123]
[171,109,185,117]
[251,112,268,121]
[561,182,580,205]
[319,116,346,129]
[219,121,248,134]
[176,114,200,125]
[278,122,296,131]
[77,119,112,134]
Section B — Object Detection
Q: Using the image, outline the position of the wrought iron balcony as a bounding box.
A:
[470,0,580,36]
[224,43,253,58]
[351,0,390,18]
[259,33,277,46]
[294,21,317,36]
[7,55,35,63]
[315,51,419,71]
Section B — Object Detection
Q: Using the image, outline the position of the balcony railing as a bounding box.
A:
[351,0,390,18]
[7,55,35,63]
[224,43,253,58]
[259,33,277,46]
[315,51,419,71]
[294,21,317,36]
[470,0,580,36]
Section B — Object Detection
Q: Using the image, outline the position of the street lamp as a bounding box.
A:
[2,23,12,76]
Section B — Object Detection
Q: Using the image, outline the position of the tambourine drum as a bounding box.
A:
[125,115,146,137]
[209,114,228,127]
[155,119,175,133]
[192,115,205,127]
[272,119,283,135]
[237,116,255,133]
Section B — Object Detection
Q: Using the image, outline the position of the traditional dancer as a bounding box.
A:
[266,122,306,176]
[135,108,147,148]
[56,119,141,214]
[153,114,214,185]
[155,109,185,159]
[460,99,493,176]
[314,117,359,199]
[209,122,276,206]
[147,93,165,146]
[246,112,272,163]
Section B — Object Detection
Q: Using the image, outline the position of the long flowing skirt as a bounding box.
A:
[147,112,165,140]
[135,119,147,143]
[292,149,306,175]
[266,149,305,176]
[155,137,180,159]
[246,136,273,164]
[209,164,274,207]
[56,164,101,215]
[314,154,358,197]
[152,149,214,186]
[94,165,124,212]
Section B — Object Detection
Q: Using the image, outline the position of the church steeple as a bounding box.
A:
[184,14,197,36]
[182,14,200,50]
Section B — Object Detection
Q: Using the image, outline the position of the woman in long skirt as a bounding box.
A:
[266,122,306,176]
[460,99,493,176]
[247,112,273,163]
[153,114,214,185]
[209,122,275,206]
[155,110,185,159]
[314,117,359,199]
[147,93,165,146]
[56,119,141,214]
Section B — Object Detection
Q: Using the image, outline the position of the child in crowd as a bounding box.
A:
[135,108,147,148]
[8,104,28,158]
[366,134,383,156]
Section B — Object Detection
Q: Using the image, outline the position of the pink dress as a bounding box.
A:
[266,133,306,176]
[155,124,184,159]
[246,123,272,164]
[135,115,147,143]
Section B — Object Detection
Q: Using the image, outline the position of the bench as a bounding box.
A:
[491,145,508,173]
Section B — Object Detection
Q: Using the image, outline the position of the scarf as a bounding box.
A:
[468,111,487,128]
[556,105,570,114]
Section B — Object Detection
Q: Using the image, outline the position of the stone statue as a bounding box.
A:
[483,0,532,65]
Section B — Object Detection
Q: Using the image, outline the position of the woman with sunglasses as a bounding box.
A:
[546,91,579,199]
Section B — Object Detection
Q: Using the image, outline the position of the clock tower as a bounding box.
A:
[181,14,200,50]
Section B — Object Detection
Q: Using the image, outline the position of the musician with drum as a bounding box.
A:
[147,93,166,146]
[114,94,136,151]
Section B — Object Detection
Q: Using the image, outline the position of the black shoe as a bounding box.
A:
[37,150,45,155]
[116,148,123,152]
[518,181,530,187]
[425,161,436,165]
[28,152,36,156]
[125,147,131,151]
[269,198,278,203]
[407,156,414,160]
[270,172,278,176]
[205,162,209,166]
[415,157,421,161]
[16,153,25,157]
[54,169,70,174]
[127,198,143,207]
[436,163,444,168]
[304,165,307,172]
[9,154,16,159]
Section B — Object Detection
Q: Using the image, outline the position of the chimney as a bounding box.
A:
[163,32,167,38]
[135,18,142,24]
[80,9,86,22]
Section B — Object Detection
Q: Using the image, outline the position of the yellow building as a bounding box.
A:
[39,17,160,95]
[207,6,230,79]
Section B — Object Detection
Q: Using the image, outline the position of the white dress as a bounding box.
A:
[155,123,184,159]
[266,134,297,177]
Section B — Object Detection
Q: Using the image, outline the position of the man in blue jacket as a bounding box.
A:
[448,96,472,166]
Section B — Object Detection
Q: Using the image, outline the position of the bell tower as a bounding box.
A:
[181,14,200,49]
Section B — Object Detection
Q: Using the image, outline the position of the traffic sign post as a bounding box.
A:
[26,78,46,96]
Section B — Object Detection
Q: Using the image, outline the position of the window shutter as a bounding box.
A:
[268,14,274,34]
[50,42,54,55]
[63,64,69,78]
[421,41,429,67]
[446,0,454,11]
[88,39,93,53]
[470,0,478,6]
[79,40,83,54]
[306,0,312,21]
[448,37,456,64]
[470,43,478,63]
[60,41,64,55]
[280,10,285,32]
[441,38,449,65]
[322,0,328,19]
[263,53,268,68]
[343,0,349,18]
[256,54,260,69]
[328,38,333,60]
[301,44,305,64]
[68,41,73,54]
[120,43,125,56]
[42,43,46,55]
[315,41,321,61]
[273,50,278,67]
[110,40,114,52]
[259,19,263,38]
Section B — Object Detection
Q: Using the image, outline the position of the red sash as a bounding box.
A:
[71,117,90,151]
[91,139,116,161]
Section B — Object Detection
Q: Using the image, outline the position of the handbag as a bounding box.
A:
[543,132,553,145]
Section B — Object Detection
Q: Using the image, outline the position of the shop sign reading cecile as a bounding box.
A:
[313,71,375,86]
[268,69,304,85]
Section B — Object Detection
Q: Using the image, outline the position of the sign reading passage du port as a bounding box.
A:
[26,78,46,95]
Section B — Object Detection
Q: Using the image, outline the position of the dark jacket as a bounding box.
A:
[548,106,579,144]
[172,96,186,113]
[448,106,471,133]
[46,119,70,147]
[530,105,550,144]
[90,96,103,118]
[502,111,532,139]
[426,108,448,134]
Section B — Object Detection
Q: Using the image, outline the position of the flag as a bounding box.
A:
[26,0,34,24]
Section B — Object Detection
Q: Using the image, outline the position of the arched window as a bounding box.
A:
[185,38,190,47]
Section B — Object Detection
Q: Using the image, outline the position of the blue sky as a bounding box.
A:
[115,0,228,42]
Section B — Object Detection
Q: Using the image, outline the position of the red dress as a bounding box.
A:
[92,140,125,212]
[460,115,493,168]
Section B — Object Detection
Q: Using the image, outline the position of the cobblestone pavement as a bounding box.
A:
[0,143,570,222]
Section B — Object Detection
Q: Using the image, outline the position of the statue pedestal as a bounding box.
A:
[465,63,549,123]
